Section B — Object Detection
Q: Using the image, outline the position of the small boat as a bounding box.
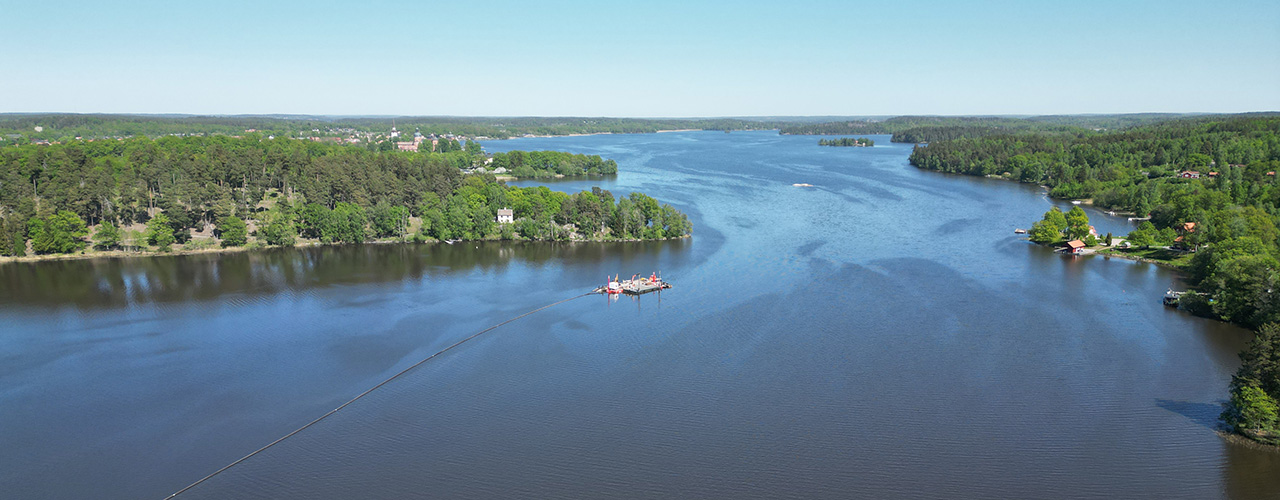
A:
[1014,228,1027,234]
[1071,200,1082,205]
[793,183,814,187]
[1163,289,1183,306]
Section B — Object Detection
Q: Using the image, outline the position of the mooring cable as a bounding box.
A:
[165,291,595,499]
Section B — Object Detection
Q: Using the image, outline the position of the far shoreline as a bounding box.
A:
[487,128,766,140]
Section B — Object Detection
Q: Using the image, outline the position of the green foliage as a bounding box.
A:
[1043,207,1067,233]
[1127,221,1158,248]
[0,217,25,256]
[28,210,88,254]
[0,114,779,142]
[323,202,367,244]
[1065,206,1091,240]
[370,203,410,239]
[783,114,1191,139]
[1239,323,1280,399]
[217,215,247,247]
[94,221,121,250]
[184,237,218,250]
[1029,207,1068,244]
[1222,384,1279,434]
[1221,323,1280,440]
[146,213,176,251]
[258,205,297,247]
[488,150,618,178]
[818,137,874,147]
[0,131,689,252]
[1202,255,1280,327]
[1028,220,1060,243]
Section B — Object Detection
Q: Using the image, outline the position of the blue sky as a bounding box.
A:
[3,0,1277,116]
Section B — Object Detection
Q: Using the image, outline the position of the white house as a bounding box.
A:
[496,208,514,224]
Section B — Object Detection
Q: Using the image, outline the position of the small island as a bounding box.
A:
[818,137,874,147]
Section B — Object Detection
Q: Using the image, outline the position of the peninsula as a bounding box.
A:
[0,134,691,263]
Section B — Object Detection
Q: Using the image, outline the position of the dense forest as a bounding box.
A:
[487,150,617,178]
[0,114,784,143]
[911,115,1280,443]
[0,135,691,258]
[818,137,874,147]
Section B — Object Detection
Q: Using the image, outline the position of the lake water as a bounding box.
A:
[2,131,1276,499]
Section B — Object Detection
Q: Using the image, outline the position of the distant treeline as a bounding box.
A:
[778,114,1245,142]
[0,114,785,142]
[0,136,690,257]
[818,137,874,147]
[891,126,1018,143]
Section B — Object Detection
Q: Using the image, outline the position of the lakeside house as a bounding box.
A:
[1179,171,1201,179]
[1066,240,1086,254]
[1174,222,1198,250]
[496,208,514,224]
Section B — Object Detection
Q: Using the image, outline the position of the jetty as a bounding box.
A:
[1163,289,1184,306]
[594,273,672,295]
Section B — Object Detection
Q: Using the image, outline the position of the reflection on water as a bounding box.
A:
[0,239,689,309]
[1224,440,1280,499]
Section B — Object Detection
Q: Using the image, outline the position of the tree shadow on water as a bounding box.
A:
[1156,398,1227,431]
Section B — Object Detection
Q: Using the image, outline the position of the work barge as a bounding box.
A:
[594,273,672,295]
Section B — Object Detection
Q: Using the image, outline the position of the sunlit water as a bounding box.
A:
[1,131,1275,499]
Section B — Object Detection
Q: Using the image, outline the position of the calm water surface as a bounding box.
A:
[1,131,1276,499]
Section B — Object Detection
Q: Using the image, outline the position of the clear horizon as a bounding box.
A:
[4,0,1278,116]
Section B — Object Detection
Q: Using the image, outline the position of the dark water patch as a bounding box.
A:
[934,217,983,235]
[796,240,826,257]
[1155,399,1227,431]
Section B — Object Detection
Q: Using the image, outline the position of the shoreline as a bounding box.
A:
[1029,239,1184,271]
[0,234,692,265]
[1096,249,1183,269]
[1216,430,1280,453]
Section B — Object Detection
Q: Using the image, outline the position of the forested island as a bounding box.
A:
[0,135,691,261]
[818,137,874,147]
[956,115,1280,445]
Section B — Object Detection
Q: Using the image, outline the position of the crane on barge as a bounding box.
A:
[594,272,672,295]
